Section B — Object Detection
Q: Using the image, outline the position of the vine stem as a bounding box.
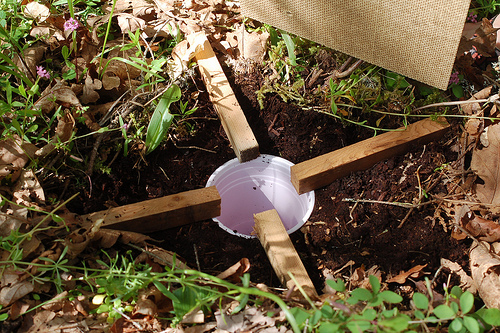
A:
[412,94,499,112]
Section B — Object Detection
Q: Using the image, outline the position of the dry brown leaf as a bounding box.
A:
[104,45,142,80]
[471,122,500,210]
[0,271,34,306]
[9,300,31,320]
[227,26,269,62]
[117,13,146,34]
[30,25,65,46]
[132,0,156,17]
[34,81,82,114]
[35,110,76,157]
[387,264,428,284]
[0,214,23,238]
[41,291,69,312]
[470,241,500,309]
[102,73,121,90]
[23,2,50,23]
[461,86,492,115]
[472,18,499,57]
[216,258,250,282]
[133,298,158,317]
[135,246,190,269]
[14,45,46,81]
[93,228,152,248]
[81,75,102,104]
[440,258,476,293]
[0,135,37,182]
[12,169,45,207]
[465,214,500,242]
[64,228,91,258]
[168,32,206,79]
[348,265,381,290]
[20,310,56,333]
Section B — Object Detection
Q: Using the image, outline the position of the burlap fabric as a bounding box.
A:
[240,0,471,89]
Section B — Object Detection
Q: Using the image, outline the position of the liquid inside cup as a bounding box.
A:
[206,155,315,238]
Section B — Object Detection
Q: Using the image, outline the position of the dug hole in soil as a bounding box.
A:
[62,61,471,294]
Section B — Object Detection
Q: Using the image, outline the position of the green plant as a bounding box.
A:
[385,71,410,91]
[471,0,500,18]
[145,83,181,154]
[285,275,500,333]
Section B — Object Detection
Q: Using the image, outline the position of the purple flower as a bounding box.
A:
[448,71,460,86]
[64,17,80,32]
[467,12,478,23]
[36,66,50,79]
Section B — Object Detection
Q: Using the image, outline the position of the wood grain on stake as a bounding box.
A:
[82,186,220,233]
[194,32,260,162]
[254,209,318,298]
[291,118,450,194]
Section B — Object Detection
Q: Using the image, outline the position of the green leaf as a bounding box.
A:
[414,310,425,320]
[433,304,456,319]
[289,307,310,326]
[320,304,334,319]
[449,318,463,332]
[385,71,410,91]
[379,290,403,304]
[362,308,377,321]
[450,286,463,299]
[145,84,181,154]
[172,286,201,319]
[326,278,345,292]
[350,288,373,301]
[379,315,410,332]
[451,84,464,99]
[232,293,248,314]
[153,280,179,303]
[52,214,64,223]
[346,318,372,333]
[451,301,459,314]
[369,275,380,294]
[0,313,8,321]
[478,308,500,326]
[413,292,429,310]
[330,99,338,115]
[381,308,397,318]
[463,315,480,333]
[318,322,340,333]
[368,295,383,307]
[310,309,322,326]
[280,31,296,66]
[460,291,474,314]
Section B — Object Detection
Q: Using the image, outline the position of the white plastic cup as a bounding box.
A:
[206,154,315,238]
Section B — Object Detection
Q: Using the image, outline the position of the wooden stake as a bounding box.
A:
[81,186,221,233]
[254,209,318,298]
[291,118,450,194]
[193,32,260,162]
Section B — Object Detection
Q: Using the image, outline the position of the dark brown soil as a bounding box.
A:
[56,59,470,293]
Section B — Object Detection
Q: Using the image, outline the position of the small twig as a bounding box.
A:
[127,243,180,269]
[169,134,216,153]
[398,166,424,228]
[347,190,364,225]
[193,244,201,272]
[412,94,499,113]
[323,58,364,86]
[342,198,414,208]
[268,113,279,132]
[99,89,130,126]
[87,93,145,175]
[112,307,144,330]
